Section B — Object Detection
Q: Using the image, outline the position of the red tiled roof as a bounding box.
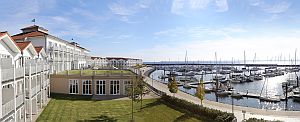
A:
[34,46,43,53]
[16,41,31,51]
[21,25,39,30]
[12,31,47,40]
[0,32,7,37]
[21,25,48,31]
[0,32,22,51]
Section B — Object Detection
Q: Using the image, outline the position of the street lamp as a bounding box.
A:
[242,110,246,120]
[151,74,154,87]
[231,90,234,114]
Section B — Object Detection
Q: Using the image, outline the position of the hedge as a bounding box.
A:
[161,94,235,122]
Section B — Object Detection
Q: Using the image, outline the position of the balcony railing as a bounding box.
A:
[37,85,41,93]
[25,65,36,75]
[15,67,24,78]
[1,66,14,81]
[16,94,24,107]
[25,89,29,98]
[2,99,14,117]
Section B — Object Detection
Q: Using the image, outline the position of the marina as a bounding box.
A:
[150,62,300,111]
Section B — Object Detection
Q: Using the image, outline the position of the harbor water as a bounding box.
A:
[150,68,300,111]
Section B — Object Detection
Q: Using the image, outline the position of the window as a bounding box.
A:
[82,80,92,95]
[110,80,120,95]
[96,80,105,95]
[124,81,131,95]
[69,80,78,94]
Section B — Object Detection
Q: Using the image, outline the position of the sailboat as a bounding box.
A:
[259,78,280,102]
[183,50,192,89]
[286,50,298,87]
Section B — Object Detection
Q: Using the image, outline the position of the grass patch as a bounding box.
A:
[57,70,134,76]
[37,94,206,122]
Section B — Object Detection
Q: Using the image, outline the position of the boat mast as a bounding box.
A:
[184,50,188,85]
[244,50,246,65]
[215,52,219,90]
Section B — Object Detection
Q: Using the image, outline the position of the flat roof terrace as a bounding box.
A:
[55,69,135,76]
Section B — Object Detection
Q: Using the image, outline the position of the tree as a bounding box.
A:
[168,76,178,96]
[195,75,205,106]
[126,75,148,111]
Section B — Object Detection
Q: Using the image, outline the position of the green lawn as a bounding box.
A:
[57,69,134,76]
[37,94,205,122]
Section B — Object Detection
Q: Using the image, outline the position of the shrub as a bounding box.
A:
[160,94,235,122]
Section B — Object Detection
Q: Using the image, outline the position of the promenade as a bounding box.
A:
[141,67,300,122]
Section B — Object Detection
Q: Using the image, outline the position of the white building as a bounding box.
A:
[89,57,143,69]
[88,57,108,69]
[1,25,143,122]
[12,25,90,73]
[0,32,50,122]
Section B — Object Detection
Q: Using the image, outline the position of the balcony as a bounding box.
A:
[37,85,41,93]
[16,94,24,107]
[1,67,14,81]
[31,86,36,97]
[25,65,36,75]
[25,86,38,98]
[2,99,14,118]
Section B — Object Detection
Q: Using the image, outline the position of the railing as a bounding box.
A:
[15,67,24,78]
[16,94,24,107]
[43,79,49,88]
[2,99,14,117]
[31,87,36,96]
[1,67,14,81]
[37,85,41,92]
[37,65,43,73]
[1,66,24,81]
[25,88,29,98]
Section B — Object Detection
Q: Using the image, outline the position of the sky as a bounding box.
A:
[1,0,300,62]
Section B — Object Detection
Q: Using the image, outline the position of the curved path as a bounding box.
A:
[141,67,300,122]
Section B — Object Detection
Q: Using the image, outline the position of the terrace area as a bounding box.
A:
[56,69,135,76]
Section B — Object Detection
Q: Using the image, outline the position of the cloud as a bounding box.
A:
[215,0,228,12]
[171,0,228,14]
[0,0,57,34]
[249,0,290,14]
[154,26,246,40]
[44,16,99,38]
[108,0,152,23]
[171,0,185,15]
[72,8,106,21]
[262,1,290,14]
[118,34,132,39]
[249,0,262,6]
[189,0,211,9]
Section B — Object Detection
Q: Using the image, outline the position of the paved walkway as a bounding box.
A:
[141,67,300,122]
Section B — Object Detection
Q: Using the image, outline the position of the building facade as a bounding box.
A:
[50,71,134,96]
[88,57,143,69]
[1,25,143,122]
[12,25,90,73]
[0,32,50,122]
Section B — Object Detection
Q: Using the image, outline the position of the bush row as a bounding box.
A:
[161,94,235,122]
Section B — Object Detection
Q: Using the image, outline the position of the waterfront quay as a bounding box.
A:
[141,67,300,122]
